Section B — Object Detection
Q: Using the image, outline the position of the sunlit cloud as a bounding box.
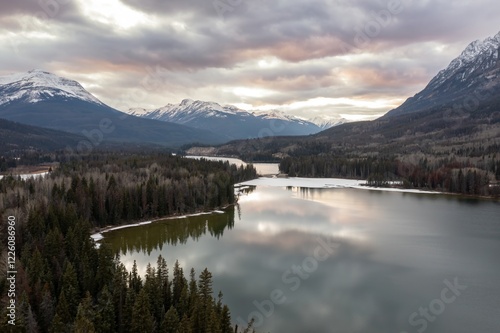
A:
[79,0,152,30]
[0,0,498,120]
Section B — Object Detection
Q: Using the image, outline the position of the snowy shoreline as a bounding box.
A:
[90,209,230,244]
[235,177,439,194]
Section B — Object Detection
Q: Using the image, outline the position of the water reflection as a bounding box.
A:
[103,186,500,333]
[105,210,235,256]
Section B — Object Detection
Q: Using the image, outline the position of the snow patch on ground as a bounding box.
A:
[236,177,438,194]
[0,172,49,180]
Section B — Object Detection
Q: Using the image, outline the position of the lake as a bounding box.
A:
[186,155,280,175]
[101,184,500,333]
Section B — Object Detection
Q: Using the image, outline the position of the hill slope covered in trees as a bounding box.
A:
[0,153,258,332]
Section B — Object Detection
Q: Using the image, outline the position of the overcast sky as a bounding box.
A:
[1,0,499,120]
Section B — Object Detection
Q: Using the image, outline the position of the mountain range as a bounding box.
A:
[196,31,500,160]
[0,70,227,147]
[1,31,500,156]
[126,99,339,139]
[0,70,340,150]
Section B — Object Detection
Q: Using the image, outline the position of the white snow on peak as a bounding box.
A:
[126,99,334,128]
[252,109,296,121]
[430,31,500,87]
[310,115,347,129]
[0,69,104,106]
[127,107,153,116]
[125,99,255,123]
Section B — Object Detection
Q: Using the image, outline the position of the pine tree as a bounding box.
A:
[130,288,155,333]
[179,314,193,333]
[157,255,172,312]
[188,268,198,309]
[73,292,96,333]
[54,291,72,333]
[49,313,66,333]
[39,283,56,332]
[220,305,233,333]
[18,292,39,333]
[160,306,180,333]
[95,286,115,333]
[112,262,128,333]
[61,261,80,318]
[172,260,186,307]
[129,260,142,293]
[198,268,214,333]
[95,243,115,292]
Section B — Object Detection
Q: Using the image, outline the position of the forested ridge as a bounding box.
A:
[279,155,500,196]
[0,152,258,332]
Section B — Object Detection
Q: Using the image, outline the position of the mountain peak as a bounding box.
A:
[0,69,103,106]
[424,31,500,90]
[385,30,500,117]
[180,98,195,106]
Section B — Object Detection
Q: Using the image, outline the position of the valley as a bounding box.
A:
[1,11,500,333]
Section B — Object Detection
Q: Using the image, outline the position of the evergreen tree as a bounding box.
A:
[49,314,66,333]
[73,292,96,333]
[61,261,80,318]
[220,305,233,333]
[95,286,115,333]
[54,291,72,333]
[130,288,156,333]
[160,306,180,333]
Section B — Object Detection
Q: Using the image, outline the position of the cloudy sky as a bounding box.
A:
[1,0,499,121]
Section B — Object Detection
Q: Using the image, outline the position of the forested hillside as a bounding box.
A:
[0,153,257,332]
[279,155,500,196]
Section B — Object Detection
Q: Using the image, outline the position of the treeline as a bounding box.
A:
[280,155,500,196]
[0,152,258,332]
[1,153,257,228]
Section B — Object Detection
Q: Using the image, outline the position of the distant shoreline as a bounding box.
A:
[236,176,500,201]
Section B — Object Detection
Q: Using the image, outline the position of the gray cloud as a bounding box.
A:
[0,0,499,119]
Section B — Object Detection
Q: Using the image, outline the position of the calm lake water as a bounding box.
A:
[102,185,500,333]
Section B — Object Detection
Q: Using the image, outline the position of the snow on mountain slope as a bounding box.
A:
[127,99,255,124]
[127,100,320,127]
[309,116,348,130]
[0,69,104,106]
[429,31,500,89]
[386,30,500,117]
[126,99,323,139]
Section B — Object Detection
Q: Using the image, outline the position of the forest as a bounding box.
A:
[0,152,258,332]
[279,155,500,196]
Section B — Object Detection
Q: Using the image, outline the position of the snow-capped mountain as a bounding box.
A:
[0,70,226,146]
[126,100,322,140]
[0,69,104,106]
[386,31,500,117]
[128,99,254,123]
[309,116,348,130]
[428,32,500,89]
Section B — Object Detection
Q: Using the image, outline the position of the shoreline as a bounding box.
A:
[236,177,500,200]
[90,205,234,243]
